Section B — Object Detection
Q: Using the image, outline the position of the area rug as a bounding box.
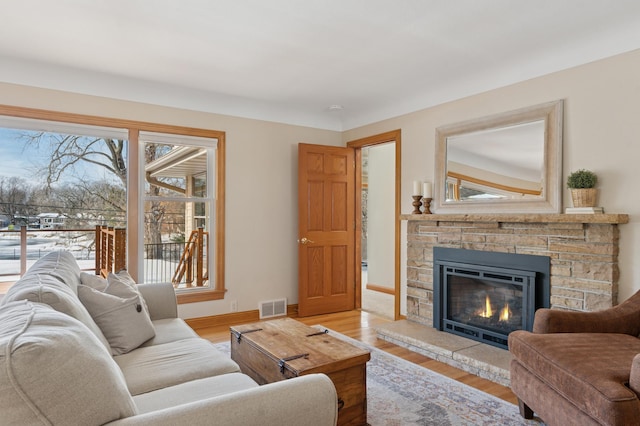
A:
[214,328,543,425]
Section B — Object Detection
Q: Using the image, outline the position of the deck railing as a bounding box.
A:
[0,226,96,279]
[0,226,209,288]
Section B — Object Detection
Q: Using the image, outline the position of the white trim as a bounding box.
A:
[139,131,217,147]
[0,115,128,140]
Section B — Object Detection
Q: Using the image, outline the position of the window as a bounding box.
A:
[0,105,226,303]
[139,132,218,298]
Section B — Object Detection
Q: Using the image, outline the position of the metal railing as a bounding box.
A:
[0,226,96,279]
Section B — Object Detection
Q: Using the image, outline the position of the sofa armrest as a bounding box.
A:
[136,283,178,321]
[106,374,338,426]
[533,290,640,334]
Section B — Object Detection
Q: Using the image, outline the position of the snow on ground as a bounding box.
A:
[0,231,179,284]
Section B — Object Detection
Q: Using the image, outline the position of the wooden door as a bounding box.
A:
[298,143,355,317]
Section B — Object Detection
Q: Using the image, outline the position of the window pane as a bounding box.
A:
[141,133,215,292]
[0,122,127,280]
[144,143,210,198]
[143,200,211,289]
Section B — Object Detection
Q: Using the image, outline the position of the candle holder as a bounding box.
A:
[422,197,432,214]
[411,195,423,214]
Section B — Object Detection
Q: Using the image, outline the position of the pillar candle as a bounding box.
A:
[423,182,432,198]
[413,180,422,196]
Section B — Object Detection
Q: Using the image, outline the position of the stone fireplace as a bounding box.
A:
[403,213,629,328]
[375,213,628,386]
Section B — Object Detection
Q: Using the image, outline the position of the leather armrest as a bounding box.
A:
[533,290,640,335]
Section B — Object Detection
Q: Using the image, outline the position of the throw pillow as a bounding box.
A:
[107,270,150,314]
[79,278,155,355]
[0,300,137,425]
[80,271,108,290]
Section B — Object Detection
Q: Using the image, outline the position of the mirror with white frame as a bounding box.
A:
[433,100,563,214]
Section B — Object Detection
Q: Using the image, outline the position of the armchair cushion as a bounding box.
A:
[509,330,640,424]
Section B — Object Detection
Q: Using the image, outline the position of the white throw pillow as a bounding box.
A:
[79,277,155,355]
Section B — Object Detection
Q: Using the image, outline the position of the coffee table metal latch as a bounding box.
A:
[278,353,309,374]
[306,329,329,337]
[232,328,263,343]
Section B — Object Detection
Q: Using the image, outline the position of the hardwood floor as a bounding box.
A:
[193,309,518,405]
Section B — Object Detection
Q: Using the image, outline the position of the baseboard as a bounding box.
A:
[185,304,299,330]
[365,283,395,295]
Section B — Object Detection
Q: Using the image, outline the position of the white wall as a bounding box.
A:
[0,83,342,318]
[344,48,640,304]
[366,143,395,289]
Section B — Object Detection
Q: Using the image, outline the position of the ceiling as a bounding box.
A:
[2,1,640,131]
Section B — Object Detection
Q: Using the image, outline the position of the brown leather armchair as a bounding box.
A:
[509,290,640,425]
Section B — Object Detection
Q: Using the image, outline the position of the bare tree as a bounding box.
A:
[22,133,127,188]
[145,143,165,259]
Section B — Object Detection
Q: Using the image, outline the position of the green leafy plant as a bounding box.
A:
[566,169,597,189]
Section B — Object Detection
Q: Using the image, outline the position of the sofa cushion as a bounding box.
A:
[133,373,258,414]
[114,337,241,395]
[0,300,137,425]
[2,272,111,351]
[22,250,82,293]
[140,317,200,347]
[509,331,640,424]
[78,278,156,355]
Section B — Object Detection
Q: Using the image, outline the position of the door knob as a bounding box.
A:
[299,237,315,245]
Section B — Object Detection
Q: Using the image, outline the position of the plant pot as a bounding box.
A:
[570,188,598,207]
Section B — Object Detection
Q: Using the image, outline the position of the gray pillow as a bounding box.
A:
[0,300,137,425]
[80,271,108,290]
[79,277,155,355]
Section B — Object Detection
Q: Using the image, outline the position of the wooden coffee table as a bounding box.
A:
[230,317,370,426]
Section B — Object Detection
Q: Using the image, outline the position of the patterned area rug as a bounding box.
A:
[214,327,543,426]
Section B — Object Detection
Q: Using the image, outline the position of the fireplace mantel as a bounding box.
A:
[400,213,628,224]
[402,212,629,326]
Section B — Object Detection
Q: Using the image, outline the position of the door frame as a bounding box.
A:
[347,130,402,320]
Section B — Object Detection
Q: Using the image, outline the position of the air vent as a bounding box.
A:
[259,298,287,319]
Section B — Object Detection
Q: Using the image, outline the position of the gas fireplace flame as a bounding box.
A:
[499,302,512,322]
[477,295,512,322]
[479,295,493,318]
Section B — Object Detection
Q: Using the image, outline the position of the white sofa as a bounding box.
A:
[0,251,338,426]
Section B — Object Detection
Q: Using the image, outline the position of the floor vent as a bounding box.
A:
[259,298,287,319]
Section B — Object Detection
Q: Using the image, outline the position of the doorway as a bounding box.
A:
[360,144,395,319]
[348,130,401,320]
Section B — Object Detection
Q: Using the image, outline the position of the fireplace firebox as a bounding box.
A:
[433,247,550,349]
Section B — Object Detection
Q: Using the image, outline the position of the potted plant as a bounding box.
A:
[567,169,598,207]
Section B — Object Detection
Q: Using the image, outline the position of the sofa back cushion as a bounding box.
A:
[0,300,137,425]
[22,250,82,293]
[2,273,111,351]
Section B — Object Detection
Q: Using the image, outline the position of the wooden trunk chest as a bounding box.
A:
[230,318,370,426]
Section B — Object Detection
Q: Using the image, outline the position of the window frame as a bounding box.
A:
[0,104,226,304]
